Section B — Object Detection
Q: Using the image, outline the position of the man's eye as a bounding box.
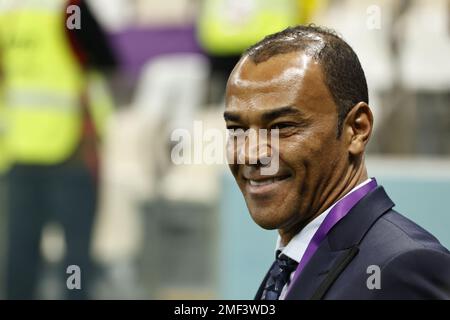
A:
[271,123,294,130]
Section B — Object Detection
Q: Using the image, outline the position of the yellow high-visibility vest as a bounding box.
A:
[197,0,301,56]
[0,86,9,173]
[298,0,327,24]
[0,0,111,165]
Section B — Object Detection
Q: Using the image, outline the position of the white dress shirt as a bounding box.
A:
[276,178,373,299]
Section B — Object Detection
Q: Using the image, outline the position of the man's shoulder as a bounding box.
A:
[362,210,450,298]
[330,209,450,299]
[357,208,449,264]
[358,209,450,284]
[372,209,449,254]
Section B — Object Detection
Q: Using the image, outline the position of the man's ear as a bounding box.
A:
[343,102,373,156]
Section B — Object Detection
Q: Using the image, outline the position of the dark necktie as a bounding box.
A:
[261,253,298,300]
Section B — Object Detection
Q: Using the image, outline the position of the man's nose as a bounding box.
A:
[237,129,272,166]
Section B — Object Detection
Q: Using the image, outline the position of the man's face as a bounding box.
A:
[225,51,349,238]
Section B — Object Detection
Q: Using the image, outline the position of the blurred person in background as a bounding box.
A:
[0,0,116,299]
[197,0,321,104]
[0,57,8,297]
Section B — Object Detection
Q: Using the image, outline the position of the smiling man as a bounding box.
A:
[224,25,450,300]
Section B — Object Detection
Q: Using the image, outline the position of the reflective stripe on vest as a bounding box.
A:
[0,0,63,12]
[5,89,80,111]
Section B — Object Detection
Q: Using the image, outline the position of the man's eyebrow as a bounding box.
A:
[224,106,306,122]
[261,106,304,122]
[223,111,241,122]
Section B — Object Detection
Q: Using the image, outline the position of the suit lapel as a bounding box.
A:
[310,246,360,299]
[284,238,357,299]
[285,186,395,300]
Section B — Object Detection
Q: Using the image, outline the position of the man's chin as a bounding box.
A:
[247,208,284,230]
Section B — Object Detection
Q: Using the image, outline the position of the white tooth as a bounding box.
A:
[249,178,274,186]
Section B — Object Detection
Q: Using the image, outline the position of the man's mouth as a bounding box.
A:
[244,174,292,195]
[248,176,290,186]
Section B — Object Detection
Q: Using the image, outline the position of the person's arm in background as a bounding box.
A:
[64,0,119,178]
[65,0,118,72]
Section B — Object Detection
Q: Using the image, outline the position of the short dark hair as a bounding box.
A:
[244,24,369,137]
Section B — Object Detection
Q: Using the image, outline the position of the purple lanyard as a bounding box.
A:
[287,178,378,294]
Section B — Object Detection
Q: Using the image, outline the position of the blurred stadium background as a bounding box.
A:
[0,0,449,299]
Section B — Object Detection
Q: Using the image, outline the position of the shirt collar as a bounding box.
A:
[275,178,373,262]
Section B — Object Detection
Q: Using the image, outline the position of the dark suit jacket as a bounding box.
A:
[255,186,450,299]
